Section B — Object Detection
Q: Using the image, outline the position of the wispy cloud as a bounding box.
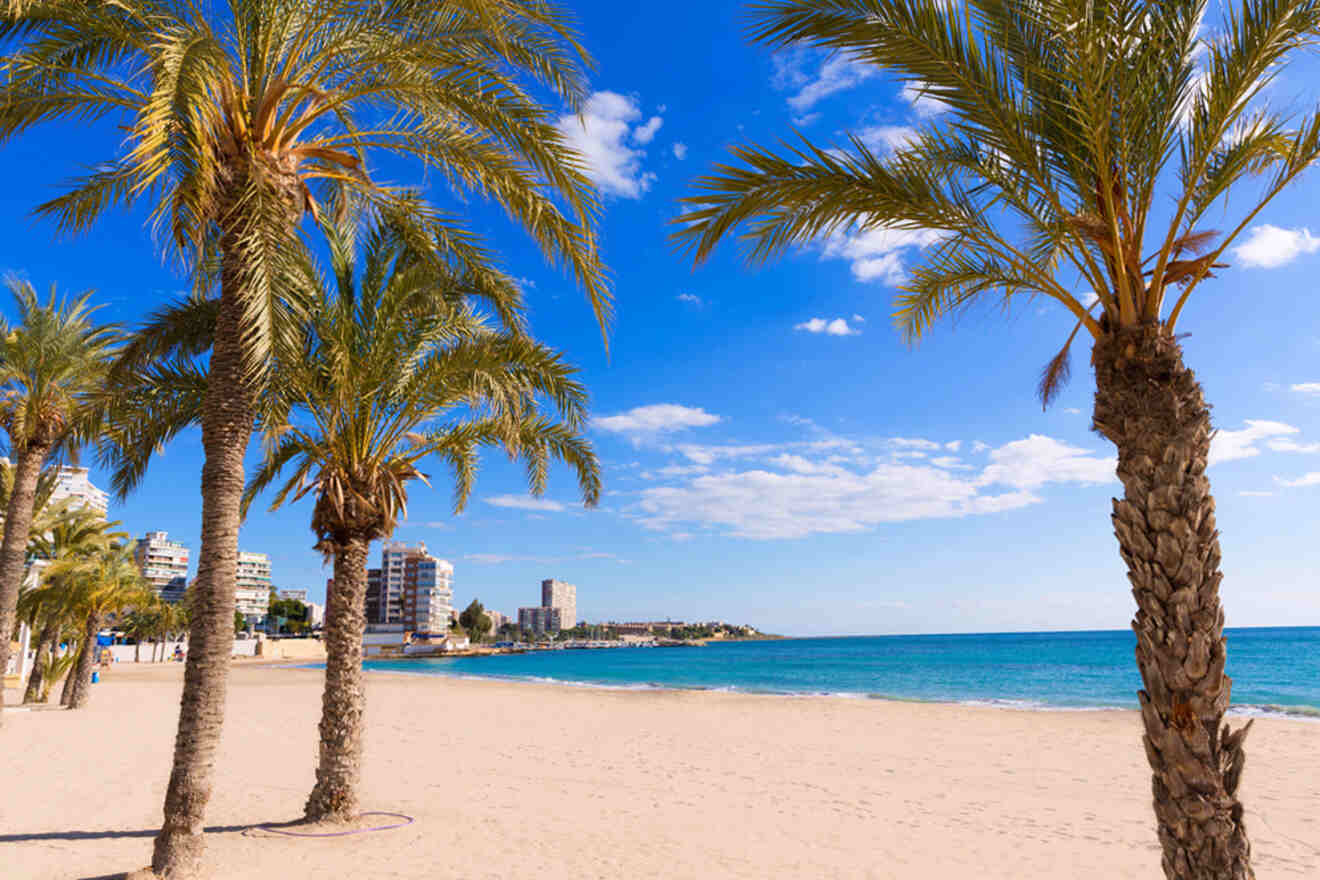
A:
[672,142,688,160]
[485,495,567,512]
[595,404,722,441]
[1290,382,1320,394]
[634,434,1113,540]
[677,292,702,305]
[772,50,877,112]
[1209,420,1299,465]
[1276,472,1320,488]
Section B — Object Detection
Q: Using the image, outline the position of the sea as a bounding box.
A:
[361,627,1320,719]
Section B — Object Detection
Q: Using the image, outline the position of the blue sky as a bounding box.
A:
[5,1,1320,636]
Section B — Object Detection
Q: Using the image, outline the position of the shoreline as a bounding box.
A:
[342,660,1320,721]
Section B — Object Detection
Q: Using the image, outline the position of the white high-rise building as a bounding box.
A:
[49,466,109,516]
[134,531,190,601]
[541,579,577,629]
[235,551,272,622]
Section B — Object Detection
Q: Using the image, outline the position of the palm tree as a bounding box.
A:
[0,281,117,719]
[239,217,601,822]
[676,3,1320,877]
[3,3,609,873]
[19,503,111,702]
[44,540,148,709]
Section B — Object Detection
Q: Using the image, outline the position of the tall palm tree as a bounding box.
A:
[241,217,601,822]
[676,3,1320,878]
[44,540,147,709]
[19,503,111,702]
[3,3,610,874]
[0,281,117,720]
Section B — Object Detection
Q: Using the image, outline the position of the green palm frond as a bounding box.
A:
[3,0,612,369]
[678,0,1320,367]
[247,210,600,554]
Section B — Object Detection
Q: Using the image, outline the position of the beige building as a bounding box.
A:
[235,551,272,623]
[540,579,577,629]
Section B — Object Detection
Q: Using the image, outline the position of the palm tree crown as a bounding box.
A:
[678,0,1320,392]
[246,216,602,549]
[2,0,612,369]
[0,278,119,457]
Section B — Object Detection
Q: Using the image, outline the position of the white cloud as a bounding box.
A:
[890,437,941,451]
[556,91,660,199]
[672,142,688,160]
[1232,225,1320,269]
[1290,383,1320,394]
[635,434,1114,540]
[976,435,1114,490]
[852,314,866,323]
[465,553,518,564]
[595,404,722,439]
[944,441,960,451]
[795,317,860,336]
[633,115,663,144]
[1209,420,1299,465]
[485,495,567,512]
[857,125,919,153]
[1064,407,1082,415]
[791,112,821,127]
[1267,438,1320,453]
[901,81,947,117]
[773,51,878,112]
[675,442,785,466]
[677,292,702,305]
[1238,490,1274,497]
[823,224,945,284]
[1277,472,1320,488]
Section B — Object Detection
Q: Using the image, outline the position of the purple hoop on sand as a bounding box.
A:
[258,811,415,838]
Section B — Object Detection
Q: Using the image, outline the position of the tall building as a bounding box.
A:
[365,542,453,635]
[235,551,272,622]
[541,579,577,629]
[1,459,109,516]
[50,466,109,516]
[518,606,561,634]
[134,531,190,601]
[278,588,308,602]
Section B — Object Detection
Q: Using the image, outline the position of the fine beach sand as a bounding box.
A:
[3,662,1318,879]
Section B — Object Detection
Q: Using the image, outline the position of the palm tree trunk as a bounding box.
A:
[22,621,57,703]
[1092,328,1253,880]
[0,443,49,722]
[67,615,100,710]
[151,259,255,879]
[59,641,81,706]
[304,534,371,822]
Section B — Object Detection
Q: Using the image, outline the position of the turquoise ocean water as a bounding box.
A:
[361,627,1320,718]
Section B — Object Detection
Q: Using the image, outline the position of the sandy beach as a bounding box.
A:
[3,662,1317,880]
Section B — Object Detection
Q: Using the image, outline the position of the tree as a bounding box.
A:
[21,504,120,700]
[48,542,149,709]
[676,3,1320,877]
[3,2,610,873]
[233,611,245,637]
[459,599,493,643]
[0,281,116,722]
[243,213,602,823]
